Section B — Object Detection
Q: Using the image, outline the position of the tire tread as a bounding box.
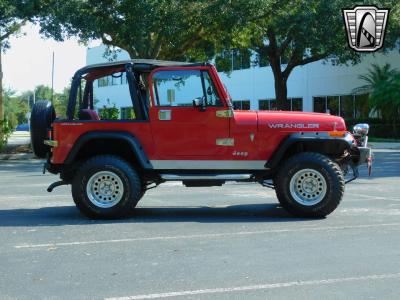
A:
[275,152,344,217]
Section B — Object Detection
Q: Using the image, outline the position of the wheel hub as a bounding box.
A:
[86,171,124,208]
[289,169,327,206]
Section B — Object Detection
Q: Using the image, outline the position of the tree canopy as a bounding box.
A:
[1,0,43,144]
[38,0,248,61]
[233,0,400,109]
[37,0,400,111]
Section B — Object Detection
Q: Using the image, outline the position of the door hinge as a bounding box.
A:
[216,110,233,118]
[158,110,171,120]
[216,138,234,146]
[44,140,58,147]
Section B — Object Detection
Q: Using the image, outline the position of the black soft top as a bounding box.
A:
[76,59,206,76]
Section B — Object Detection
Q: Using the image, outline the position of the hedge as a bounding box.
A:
[345,118,400,139]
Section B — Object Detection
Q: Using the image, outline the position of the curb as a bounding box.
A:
[0,153,36,160]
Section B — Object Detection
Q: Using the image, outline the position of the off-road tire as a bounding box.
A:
[30,100,56,158]
[274,152,344,218]
[72,155,142,219]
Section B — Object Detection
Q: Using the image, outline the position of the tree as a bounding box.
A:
[0,0,42,143]
[237,0,400,110]
[37,0,400,112]
[355,64,400,133]
[38,0,240,61]
[20,84,71,117]
[3,89,29,130]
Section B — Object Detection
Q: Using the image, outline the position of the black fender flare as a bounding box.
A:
[265,132,354,170]
[64,131,153,169]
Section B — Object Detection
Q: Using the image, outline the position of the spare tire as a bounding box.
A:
[30,100,56,158]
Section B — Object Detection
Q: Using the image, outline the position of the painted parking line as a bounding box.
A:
[0,194,70,200]
[346,193,400,202]
[14,222,400,249]
[105,272,400,300]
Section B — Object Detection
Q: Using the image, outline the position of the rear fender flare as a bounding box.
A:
[64,131,153,169]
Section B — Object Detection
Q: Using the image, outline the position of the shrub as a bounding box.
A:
[345,118,400,139]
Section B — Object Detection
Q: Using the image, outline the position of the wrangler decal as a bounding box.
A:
[268,123,320,129]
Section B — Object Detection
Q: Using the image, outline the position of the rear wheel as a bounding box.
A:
[274,152,344,218]
[72,155,142,219]
[30,100,56,158]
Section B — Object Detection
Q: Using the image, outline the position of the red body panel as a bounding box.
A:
[51,122,154,163]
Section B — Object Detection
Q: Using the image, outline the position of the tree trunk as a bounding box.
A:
[274,77,289,110]
[269,54,290,110]
[0,42,4,143]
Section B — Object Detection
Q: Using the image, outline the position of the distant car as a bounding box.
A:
[15,123,29,131]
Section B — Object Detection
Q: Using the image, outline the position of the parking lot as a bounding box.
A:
[0,149,400,299]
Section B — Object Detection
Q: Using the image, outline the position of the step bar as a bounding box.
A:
[160,174,252,181]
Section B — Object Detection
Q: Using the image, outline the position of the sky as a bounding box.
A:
[2,23,100,94]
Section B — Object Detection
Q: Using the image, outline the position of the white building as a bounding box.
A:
[87,45,400,119]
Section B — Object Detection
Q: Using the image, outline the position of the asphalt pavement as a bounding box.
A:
[0,149,400,299]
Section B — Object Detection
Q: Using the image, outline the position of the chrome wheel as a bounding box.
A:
[289,168,327,206]
[86,171,124,208]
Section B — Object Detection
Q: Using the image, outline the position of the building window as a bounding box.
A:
[313,97,327,113]
[259,99,269,110]
[259,98,302,111]
[215,49,251,72]
[97,73,127,87]
[327,96,339,115]
[233,100,250,110]
[233,49,251,70]
[340,95,354,118]
[121,107,136,119]
[355,94,369,118]
[258,99,276,110]
[98,76,109,87]
[257,53,270,67]
[290,98,303,111]
[110,74,122,85]
[313,94,369,118]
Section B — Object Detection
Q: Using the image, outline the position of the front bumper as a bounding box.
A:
[356,146,373,166]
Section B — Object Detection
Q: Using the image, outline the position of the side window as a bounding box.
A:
[94,71,137,120]
[152,70,222,107]
[203,71,222,106]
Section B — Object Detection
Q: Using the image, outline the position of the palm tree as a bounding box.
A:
[353,63,396,95]
[354,63,400,136]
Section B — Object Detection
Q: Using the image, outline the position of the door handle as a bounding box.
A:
[158,110,171,121]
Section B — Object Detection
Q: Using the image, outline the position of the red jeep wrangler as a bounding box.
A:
[30,59,372,219]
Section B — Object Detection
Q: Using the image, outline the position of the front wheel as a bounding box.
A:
[274,152,344,218]
[72,155,142,219]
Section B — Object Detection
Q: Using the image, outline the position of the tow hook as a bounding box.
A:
[47,180,68,192]
[345,164,359,184]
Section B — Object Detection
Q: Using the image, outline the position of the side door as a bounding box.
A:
[149,67,231,162]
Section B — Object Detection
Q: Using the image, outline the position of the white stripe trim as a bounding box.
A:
[150,160,266,170]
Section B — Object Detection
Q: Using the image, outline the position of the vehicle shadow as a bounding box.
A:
[0,203,317,227]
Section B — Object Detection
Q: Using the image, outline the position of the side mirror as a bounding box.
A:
[193,97,206,112]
